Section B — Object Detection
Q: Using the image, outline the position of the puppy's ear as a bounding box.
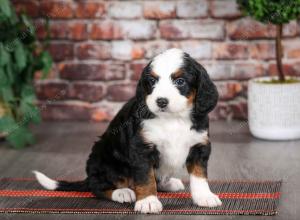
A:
[188,56,218,116]
[135,62,152,101]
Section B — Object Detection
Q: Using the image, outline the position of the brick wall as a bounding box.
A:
[13,0,300,121]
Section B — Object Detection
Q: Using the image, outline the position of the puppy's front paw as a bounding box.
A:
[111,188,136,203]
[134,195,163,213]
[193,192,222,207]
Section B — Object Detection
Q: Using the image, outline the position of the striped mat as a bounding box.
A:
[0,178,281,215]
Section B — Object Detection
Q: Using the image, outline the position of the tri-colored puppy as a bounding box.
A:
[34,48,222,213]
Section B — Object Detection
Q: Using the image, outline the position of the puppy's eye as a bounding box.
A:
[148,76,157,86]
[174,78,186,87]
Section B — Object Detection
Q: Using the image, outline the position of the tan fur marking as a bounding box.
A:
[187,90,196,105]
[187,163,206,178]
[116,177,134,189]
[103,189,114,199]
[171,69,183,78]
[134,168,157,200]
[150,71,159,78]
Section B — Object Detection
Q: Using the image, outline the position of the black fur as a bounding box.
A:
[53,53,219,198]
[186,143,212,178]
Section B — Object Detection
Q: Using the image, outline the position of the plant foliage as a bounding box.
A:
[237,0,300,24]
[0,0,52,148]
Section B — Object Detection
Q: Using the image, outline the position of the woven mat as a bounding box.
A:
[0,178,281,215]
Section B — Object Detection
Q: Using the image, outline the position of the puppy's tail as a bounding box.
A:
[33,171,89,192]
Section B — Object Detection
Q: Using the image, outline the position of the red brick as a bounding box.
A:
[35,64,58,80]
[268,63,300,76]
[48,43,74,61]
[91,106,114,122]
[211,0,241,18]
[76,1,105,18]
[40,1,73,19]
[40,101,92,120]
[12,0,39,17]
[210,99,247,120]
[249,42,275,60]
[233,63,265,80]
[111,41,144,60]
[35,21,68,40]
[209,102,230,120]
[68,22,88,41]
[106,83,137,102]
[35,81,69,100]
[130,62,147,80]
[206,63,264,81]
[144,1,176,19]
[109,2,142,19]
[131,46,145,60]
[179,41,212,59]
[160,20,224,40]
[227,18,299,40]
[213,43,248,60]
[215,81,243,100]
[119,21,156,40]
[69,82,105,102]
[91,20,156,40]
[284,41,300,58]
[59,63,125,81]
[177,0,208,18]
[142,40,176,58]
[204,63,233,80]
[90,21,122,40]
[76,43,111,60]
[228,99,248,120]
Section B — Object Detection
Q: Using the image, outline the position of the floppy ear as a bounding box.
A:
[135,62,152,101]
[189,58,219,116]
[135,62,154,119]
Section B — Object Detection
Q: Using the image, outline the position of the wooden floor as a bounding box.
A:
[0,121,299,220]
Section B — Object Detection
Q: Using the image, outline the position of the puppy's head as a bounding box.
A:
[136,48,218,117]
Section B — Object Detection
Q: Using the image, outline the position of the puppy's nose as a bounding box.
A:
[156,98,169,108]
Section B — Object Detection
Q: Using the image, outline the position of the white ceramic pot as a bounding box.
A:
[248,76,300,140]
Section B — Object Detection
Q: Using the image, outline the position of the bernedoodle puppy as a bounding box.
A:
[34,48,222,213]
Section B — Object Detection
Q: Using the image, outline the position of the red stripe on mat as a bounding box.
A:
[0,190,281,199]
[0,207,277,214]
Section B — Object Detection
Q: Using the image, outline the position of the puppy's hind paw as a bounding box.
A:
[158,177,185,192]
[134,195,163,213]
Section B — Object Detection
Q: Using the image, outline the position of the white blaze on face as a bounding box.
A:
[146,48,190,115]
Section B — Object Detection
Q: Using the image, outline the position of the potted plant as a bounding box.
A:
[237,0,300,140]
[0,0,52,148]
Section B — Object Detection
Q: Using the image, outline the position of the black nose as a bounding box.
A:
[156,98,169,108]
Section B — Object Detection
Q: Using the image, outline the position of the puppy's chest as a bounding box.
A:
[141,117,207,170]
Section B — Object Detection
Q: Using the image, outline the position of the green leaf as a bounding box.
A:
[5,64,14,84]
[14,41,27,71]
[40,52,52,78]
[1,86,14,103]
[6,126,35,149]
[0,67,9,86]
[0,43,10,66]
[0,0,12,18]
[0,115,16,132]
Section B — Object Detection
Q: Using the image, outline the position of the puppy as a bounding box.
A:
[34,48,221,213]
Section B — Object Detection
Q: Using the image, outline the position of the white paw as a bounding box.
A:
[111,188,136,203]
[192,192,222,207]
[158,177,185,192]
[134,195,163,213]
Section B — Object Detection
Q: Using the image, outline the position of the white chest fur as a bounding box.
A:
[141,116,208,178]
